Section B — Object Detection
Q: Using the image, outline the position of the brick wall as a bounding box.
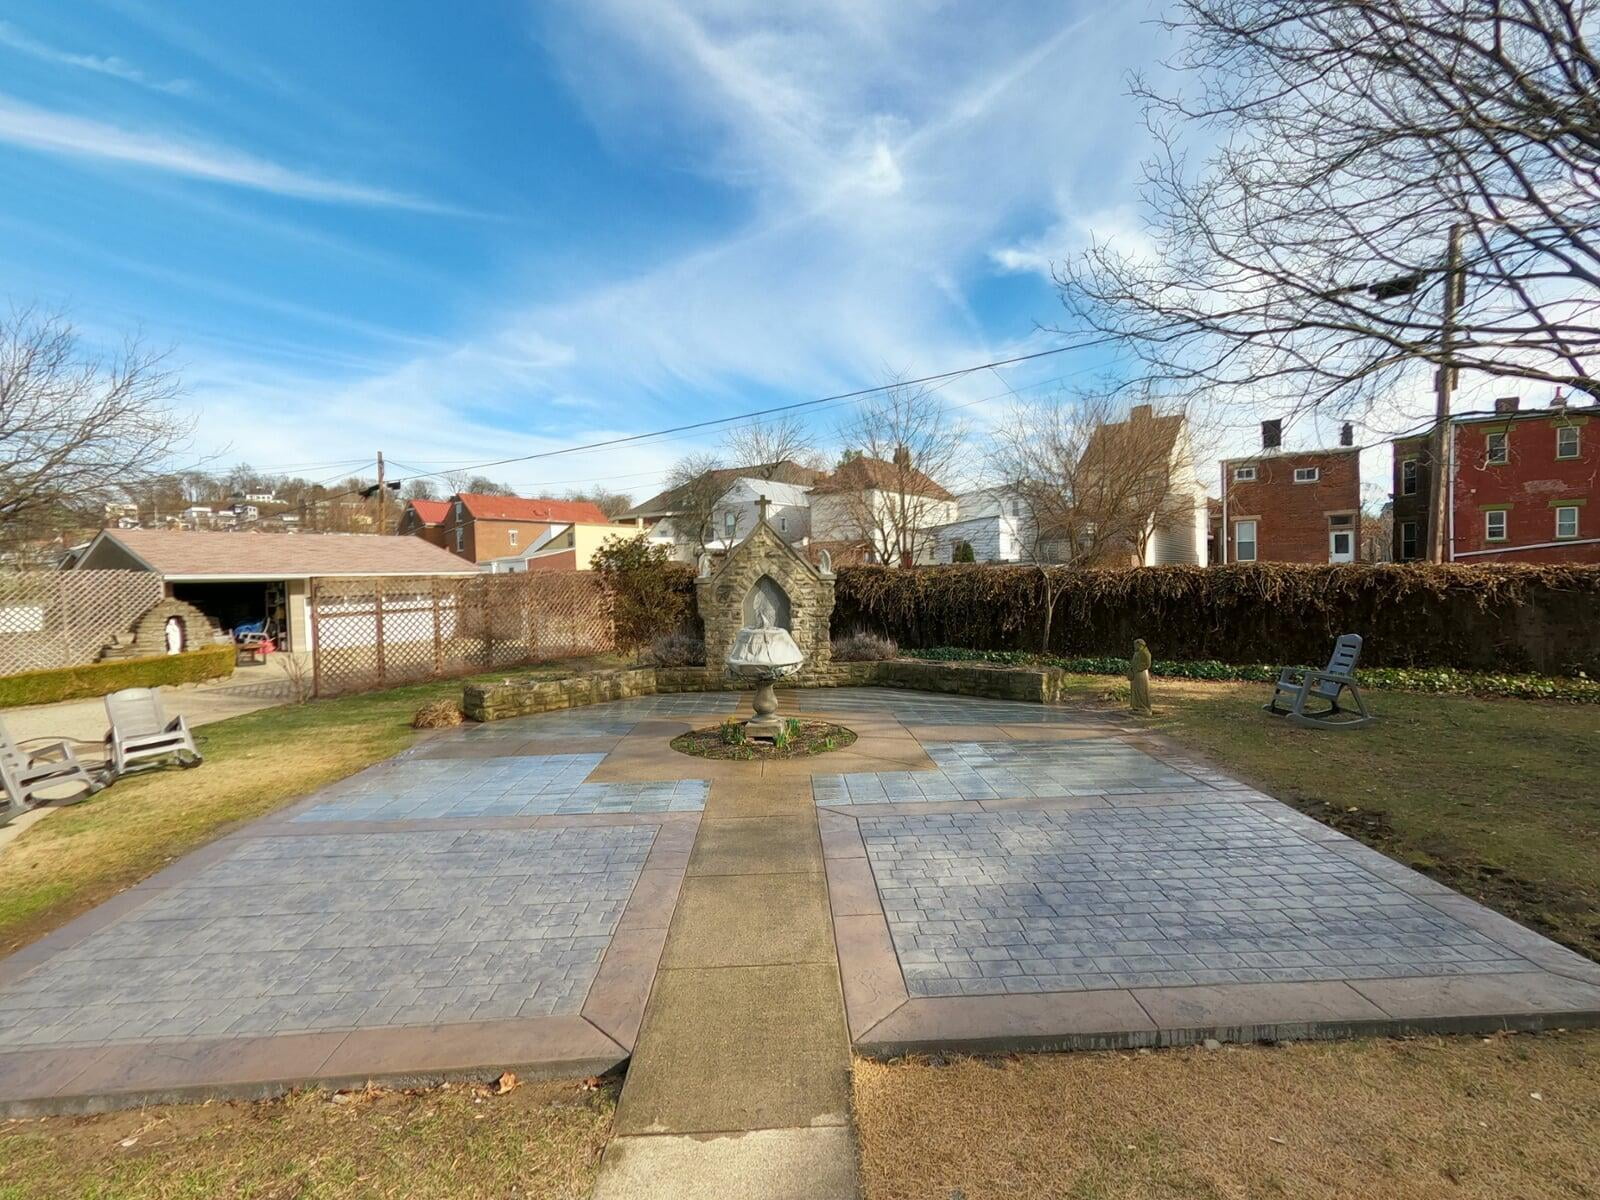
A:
[1220,448,1361,563]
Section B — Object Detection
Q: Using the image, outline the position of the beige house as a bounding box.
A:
[482,521,643,573]
[72,528,475,652]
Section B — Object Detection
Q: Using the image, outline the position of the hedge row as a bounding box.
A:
[0,644,236,709]
[830,563,1600,676]
[906,646,1600,704]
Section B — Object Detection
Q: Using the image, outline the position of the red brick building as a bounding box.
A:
[400,494,610,564]
[1391,394,1600,563]
[1217,422,1362,563]
[396,499,451,549]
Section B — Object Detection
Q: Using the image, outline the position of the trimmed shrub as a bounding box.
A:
[906,646,1600,704]
[0,645,236,709]
[833,563,1600,676]
[831,632,899,661]
[643,632,706,667]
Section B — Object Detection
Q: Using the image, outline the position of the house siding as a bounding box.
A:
[1448,408,1599,562]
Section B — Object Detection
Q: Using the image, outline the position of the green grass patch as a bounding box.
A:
[906,646,1600,703]
[0,645,235,709]
[0,655,623,954]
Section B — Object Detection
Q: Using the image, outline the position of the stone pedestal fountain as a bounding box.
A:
[725,593,804,741]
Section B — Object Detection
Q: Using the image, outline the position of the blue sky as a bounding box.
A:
[0,1,1213,500]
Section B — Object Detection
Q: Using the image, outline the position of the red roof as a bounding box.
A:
[405,499,452,526]
[456,494,610,523]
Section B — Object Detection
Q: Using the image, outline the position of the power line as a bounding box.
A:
[381,336,1116,489]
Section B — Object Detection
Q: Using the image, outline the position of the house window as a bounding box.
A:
[1555,505,1580,539]
[1485,510,1508,541]
[454,527,465,552]
[507,529,518,548]
[1400,521,1419,560]
[1557,425,1580,459]
[723,512,736,536]
[1293,466,1320,484]
[1486,432,1509,465]
[1232,466,1257,483]
[1234,520,1258,562]
[778,515,788,533]
[1401,459,1418,495]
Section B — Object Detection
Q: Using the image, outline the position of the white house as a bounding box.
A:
[932,489,1029,563]
[808,451,960,566]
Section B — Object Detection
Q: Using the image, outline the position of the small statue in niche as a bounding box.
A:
[1128,638,1153,716]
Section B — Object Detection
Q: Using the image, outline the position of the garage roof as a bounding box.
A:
[77,528,478,581]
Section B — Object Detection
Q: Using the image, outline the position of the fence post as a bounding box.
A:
[373,580,387,690]
[481,577,493,672]
[310,580,324,698]
[432,578,444,677]
[59,575,74,666]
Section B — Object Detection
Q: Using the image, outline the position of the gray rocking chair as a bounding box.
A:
[1,719,104,826]
[104,688,203,777]
[1265,634,1375,730]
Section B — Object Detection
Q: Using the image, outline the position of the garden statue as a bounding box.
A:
[1129,638,1153,716]
[725,590,805,741]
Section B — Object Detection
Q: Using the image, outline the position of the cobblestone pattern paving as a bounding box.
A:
[814,740,1206,805]
[864,801,1539,997]
[294,754,708,821]
[794,688,1105,725]
[0,826,656,1050]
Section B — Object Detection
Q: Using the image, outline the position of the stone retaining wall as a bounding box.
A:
[461,658,1070,721]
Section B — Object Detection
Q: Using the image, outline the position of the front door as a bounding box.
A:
[1328,529,1355,563]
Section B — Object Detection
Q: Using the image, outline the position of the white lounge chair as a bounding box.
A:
[104,688,203,777]
[1,719,103,826]
[1264,633,1375,730]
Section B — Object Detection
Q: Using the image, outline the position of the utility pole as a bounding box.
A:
[376,451,387,536]
[1427,224,1464,563]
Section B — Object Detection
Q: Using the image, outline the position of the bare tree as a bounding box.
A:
[562,486,634,519]
[825,380,966,566]
[661,451,730,557]
[994,389,1204,649]
[1058,0,1600,558]
[0,309,191,552]
[722,413,823,475]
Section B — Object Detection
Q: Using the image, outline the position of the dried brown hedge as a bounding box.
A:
[829,563,1600,675]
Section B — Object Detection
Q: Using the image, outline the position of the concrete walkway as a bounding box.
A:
[593,773,857,1199]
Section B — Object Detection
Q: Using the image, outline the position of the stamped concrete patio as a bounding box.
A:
[2,686,1598,1194]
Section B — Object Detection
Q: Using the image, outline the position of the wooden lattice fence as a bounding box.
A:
[309,572,615,696]
[0,570,164,676]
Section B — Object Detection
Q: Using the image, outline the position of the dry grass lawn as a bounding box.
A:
[0,1077,616,1200]
[854,1033,1600,1200]
[0,656,623,954]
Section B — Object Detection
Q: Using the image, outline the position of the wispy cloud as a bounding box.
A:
[0,94,457,212]
[0,21,194,95]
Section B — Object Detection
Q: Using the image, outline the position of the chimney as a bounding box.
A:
[1550,388,1568,408]
[1339,422,1354,447]
[892,445,911,470]
[1494,396,1521,414]
[1129,404,1153,421]
[1261,419,1282,450]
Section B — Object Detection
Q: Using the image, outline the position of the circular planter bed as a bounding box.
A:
[670,719,857,761]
